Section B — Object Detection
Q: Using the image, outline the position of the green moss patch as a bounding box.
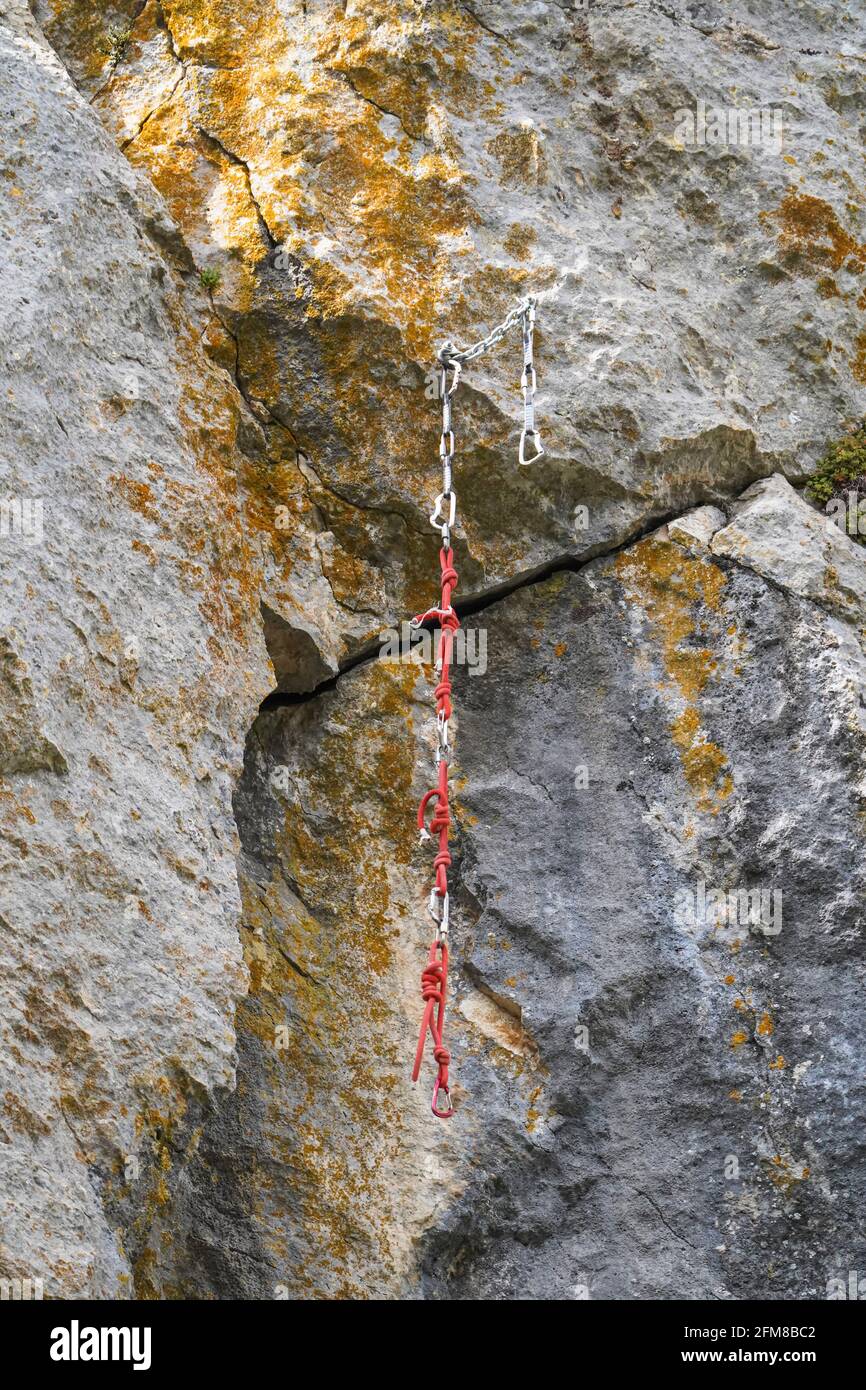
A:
[806,424,866,530]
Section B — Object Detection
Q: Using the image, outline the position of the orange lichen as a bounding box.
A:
[764,1154,808,1192]
[525,1086,544,1134]
[817,275,841,299]
[503,223,537,261]
[154,1,486,352]
[762,191,866,383]
[3,1090,52,1139]
[616,539,733,813]
[764,190,866,275]
[108,474,159,522]
[486,124,548,188]
[131,538,158,566]
[671,709,733,812]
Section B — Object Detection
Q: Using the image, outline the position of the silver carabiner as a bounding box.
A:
[519,430,544,466]
[435,711,450,765]
[437,354,463,397]
[430,489,457,530]
[431,1078,453,1119]
[428,888,449,930]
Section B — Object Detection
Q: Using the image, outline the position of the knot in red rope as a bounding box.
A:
[417,784,450,834]
[439,547,459,594]
[421,959,445,1004]
[413,940,453,1118]
[434,676,452,709]
[438,608,460,634]
[433,854,451,896]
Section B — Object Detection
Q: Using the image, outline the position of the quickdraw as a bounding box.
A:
[411,296,543,1119]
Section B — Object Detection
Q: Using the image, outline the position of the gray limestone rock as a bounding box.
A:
[0,0,272,1298]
[668,503,727,551]
[712,472,866,624]
[1,0,865,1301]
[146,487,866,1300]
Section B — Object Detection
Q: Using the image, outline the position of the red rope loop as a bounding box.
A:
[417,786,439,831]
[439,547,459,595]
[438,609,460,633]
[412,549,461,1120]
[434,676,452,708]
[413,940,453,1118]
[421,958,445,1004]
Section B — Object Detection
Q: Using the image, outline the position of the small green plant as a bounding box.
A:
[806,421,866,544]
[199,267,222,293]
[100,21,133,63]
[806,421,866,507]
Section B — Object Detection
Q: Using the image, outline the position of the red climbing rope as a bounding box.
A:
[412,939,451,1119]
[409,297,541,1121]
[412,546,459,1119]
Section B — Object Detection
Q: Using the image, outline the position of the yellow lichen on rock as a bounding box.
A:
[616,537,735,814]
[220,658,463,1297]
[77,0,488,351]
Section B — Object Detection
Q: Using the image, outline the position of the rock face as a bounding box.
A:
[31,0,866,632]
[428,515,866,1300]
[0,0,280,1297]
[712,472,866,625]
[142,480,866,1301]
[1,0,865,1298]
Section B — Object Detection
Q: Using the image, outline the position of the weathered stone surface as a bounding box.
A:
[0,0,277,1297]
[667,502,726,551]
[148,478,866,1300]
[712,472,866,625]
[34,0,866,648]
[3,0,866,1301]
[138,660,465,1299]
[419,522,866,1299]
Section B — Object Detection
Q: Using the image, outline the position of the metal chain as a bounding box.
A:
[413,295,543,1119]
[431,298,543,554]
[429,359,461,550]
[519,298,543,465]
[438,295,536,366]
